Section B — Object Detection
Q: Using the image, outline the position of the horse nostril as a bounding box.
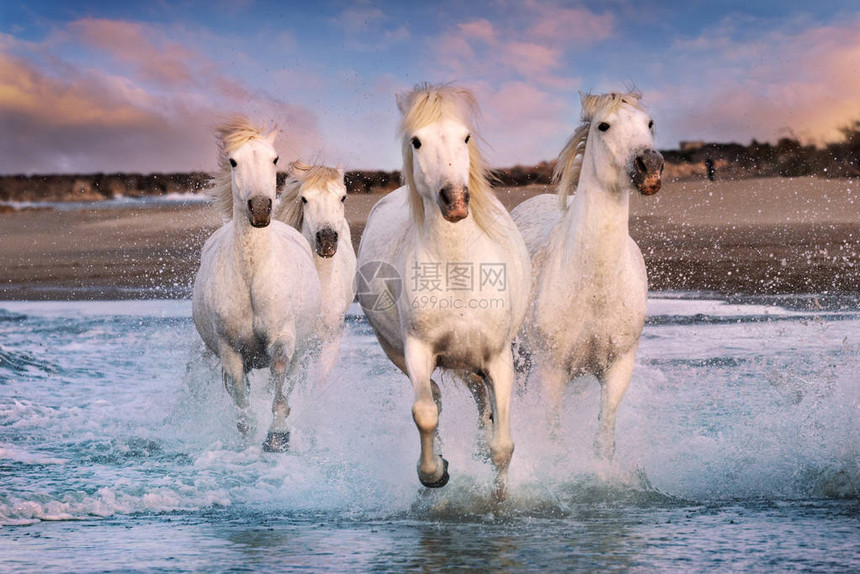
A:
[439,185,453,206]
[636,156,648,174]
[248,197,272,214]
[316,230,338,243]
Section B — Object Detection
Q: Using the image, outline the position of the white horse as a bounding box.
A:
[357,84,531,499]
[511,91,663,459]
[275,161,356,381]
[192,117,321,452]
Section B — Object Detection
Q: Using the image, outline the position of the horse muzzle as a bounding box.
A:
[438,185,469,223]
[247,197,272,228]
[315,227,339,258]
[631,149,664,196]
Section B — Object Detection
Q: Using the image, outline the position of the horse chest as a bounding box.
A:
[533,271,645,371]
[408,305,507,368]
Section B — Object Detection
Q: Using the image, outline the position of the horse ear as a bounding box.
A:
[337,167,345,179]
[395,91,411,114]
[579,91,588,108]
[264,127,278,146]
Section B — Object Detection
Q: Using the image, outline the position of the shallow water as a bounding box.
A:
[1,192,208,212]
[1,296,858,571]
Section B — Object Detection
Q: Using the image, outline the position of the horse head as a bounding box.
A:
[583,92,664,196]
[398,85,483,224]
[223,126,279,227]
[285,162,346,258]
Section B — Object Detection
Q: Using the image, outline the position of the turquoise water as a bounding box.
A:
[1,296,858,571]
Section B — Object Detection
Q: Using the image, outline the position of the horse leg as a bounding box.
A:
[512,337,532,382]
[466,372,492,461]
[594,346,637,460]
[263,339,297,453]
[220,345,252,435]
[404,337,448,488]
[484,351,516,501]
[379,335,443,435]
[535,363,567,439]
[315,332,342,384]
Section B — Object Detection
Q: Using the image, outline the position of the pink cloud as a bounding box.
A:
[459,19,495,43]
[527,3,614,46]
[0,21,322,174]
[502,41,561,79]
[479,81,575,167]
[660,17,860,146]
[69,19,196,88]
[431,4,611,89]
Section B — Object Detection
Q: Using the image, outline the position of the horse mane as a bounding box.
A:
[397,83,503,237]
[275,161,344,230]
[209,115,274,219]
[554,90,643,210]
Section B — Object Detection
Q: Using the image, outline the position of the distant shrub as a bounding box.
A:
[4,122,860,203]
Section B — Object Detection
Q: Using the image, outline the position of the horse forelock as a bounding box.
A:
[580,90,643,123]
[554,91,645,210]
[397,83,501,238]
[209,116,274,219]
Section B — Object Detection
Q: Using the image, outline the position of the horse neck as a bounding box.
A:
[560,160,631,267]
[416,195,483,259]
[231,212,274,274]
[313,251,337,287]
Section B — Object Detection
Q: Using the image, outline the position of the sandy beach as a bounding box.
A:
[0,176,857,301]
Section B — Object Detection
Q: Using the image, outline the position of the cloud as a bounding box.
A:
[657,16,860,147]
[460,19,495,43]
[333,5,410,51]
[0,51,152,128]
[68,18,196,88]
[479,81,574,167]
[423,4,610,166]
[0,20,322,174]
[525,2,615,46]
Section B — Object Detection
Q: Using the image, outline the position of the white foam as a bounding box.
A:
[0,300,191,318]
[0,443,68,465]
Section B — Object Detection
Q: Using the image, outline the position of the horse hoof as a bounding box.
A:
[262,430,290,453]
[420,457,450,488]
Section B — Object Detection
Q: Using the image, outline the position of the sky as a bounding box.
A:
[2,0,860,175]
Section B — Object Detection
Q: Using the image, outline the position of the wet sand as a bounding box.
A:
[0,176,857,300]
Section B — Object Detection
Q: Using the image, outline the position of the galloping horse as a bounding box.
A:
[275,161,356,381]
[512,92,663,459]
[192,117,321,452]
[357,84,531,499]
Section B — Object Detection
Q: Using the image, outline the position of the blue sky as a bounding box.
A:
[2,0,860,174]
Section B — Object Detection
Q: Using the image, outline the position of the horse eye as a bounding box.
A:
[411,137,421,149]
[273,156,279,165]
[648,120,654,129]
[301,197,307,204]
[598,122,610,132]
[465,134,471,144]
[229,158,237,168]
[341,196,346,203]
